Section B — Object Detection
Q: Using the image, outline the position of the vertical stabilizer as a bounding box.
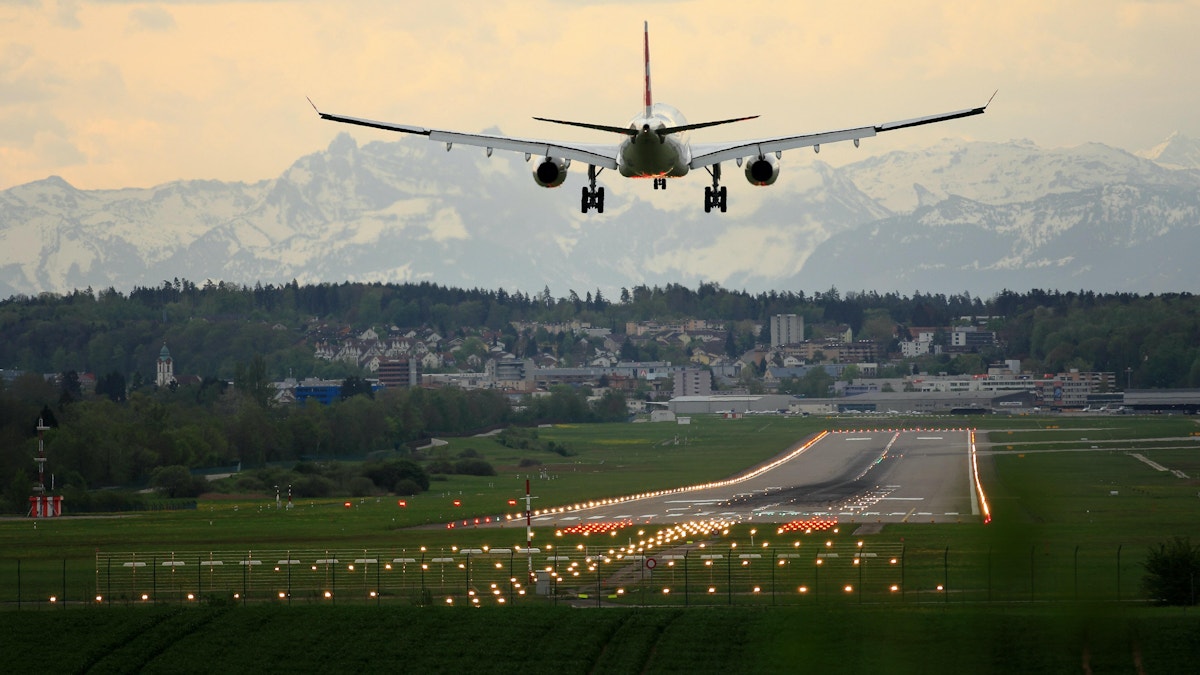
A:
[643,21,652,118]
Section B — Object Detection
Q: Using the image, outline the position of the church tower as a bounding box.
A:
[156,343,175,387]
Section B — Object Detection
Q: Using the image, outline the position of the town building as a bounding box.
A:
[377,357,420,388]
[672,368,712,398]
[156,343,175,387]
[770,314,805,347]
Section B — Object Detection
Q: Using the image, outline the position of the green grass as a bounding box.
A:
[3,414,1200,671]
[2,605,1197,674]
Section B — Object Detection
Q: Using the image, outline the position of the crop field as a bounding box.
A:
[2,414,1199,671]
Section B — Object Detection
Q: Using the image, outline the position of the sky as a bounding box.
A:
[2,0,1199,191]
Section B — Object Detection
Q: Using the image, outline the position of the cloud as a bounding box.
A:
[54,0,81,29]
[127,6,176,33]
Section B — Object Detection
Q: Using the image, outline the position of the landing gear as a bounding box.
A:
[703,163,727,213]
[581,186,604,213]
[653,177,667,190]
[581,165,605,214]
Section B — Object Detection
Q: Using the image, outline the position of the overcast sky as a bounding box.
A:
[2,0,1197,190]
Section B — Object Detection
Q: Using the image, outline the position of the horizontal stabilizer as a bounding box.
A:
[533,114,758,137]
[532,117,637,136]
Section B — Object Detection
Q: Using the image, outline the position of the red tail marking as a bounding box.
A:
[643,21,652,117]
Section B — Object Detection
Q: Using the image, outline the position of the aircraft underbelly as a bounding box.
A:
[618,139,689,178]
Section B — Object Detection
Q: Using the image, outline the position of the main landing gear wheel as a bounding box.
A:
[703,186,727,213]
[703,164,727,213]
[581,165,605,214]
[580,186,605,213]
[653,177,667,190]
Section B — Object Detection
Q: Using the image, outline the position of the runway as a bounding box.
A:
[520,428,980,529]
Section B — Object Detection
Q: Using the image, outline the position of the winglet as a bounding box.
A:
[306,96,322,116]
[985,89,998,109]
[643,21,652,118]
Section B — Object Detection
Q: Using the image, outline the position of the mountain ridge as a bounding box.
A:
[1,133,1198,299]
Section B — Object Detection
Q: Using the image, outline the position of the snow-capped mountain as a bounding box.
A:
[1,132,1198,299]
[1137,132,1200,171]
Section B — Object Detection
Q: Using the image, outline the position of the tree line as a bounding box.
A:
[0,364,627,511]
[2,281,1197,385]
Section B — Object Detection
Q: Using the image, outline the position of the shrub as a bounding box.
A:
[347,476,376,497]
[393,479,422,496]
[427,460,455,475]
[362,458,430,493]
[454,458,497,476]
[1143,536,1200,605]
[150,465,207,498]
[293,474,335,498]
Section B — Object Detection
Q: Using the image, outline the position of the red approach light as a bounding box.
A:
[398,500,407,508]
[453,499,462,507]
[343,501,352,509]
[507,499,518,506]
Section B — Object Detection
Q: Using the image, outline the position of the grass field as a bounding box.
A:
[3,414,1199,671]
[3,603,1198,673]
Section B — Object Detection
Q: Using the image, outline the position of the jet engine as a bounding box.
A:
[743,154,780,186]
[533,157,570,188]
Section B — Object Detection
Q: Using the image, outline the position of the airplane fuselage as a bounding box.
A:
[618,103,691,178]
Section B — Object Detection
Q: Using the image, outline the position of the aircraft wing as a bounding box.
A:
[309,103,620,169]
[688,96,994,169]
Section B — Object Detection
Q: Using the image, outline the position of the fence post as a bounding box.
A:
[62,559,67,609]
[1074,545,1079,601]
[1029,543,1035,603]
[1116,544,1122,601]
[726,547,732,606]
[683,550,689,607]
[943,546,949,605]
[814,555,820,603]
[857,554,863,604]
[987,545,992,602]
[17,559,21,610]
[770,547,776,606]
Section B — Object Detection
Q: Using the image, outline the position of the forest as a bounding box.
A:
[1,280,1197,384]
[0,364,628,512]
[1,280,1198,510]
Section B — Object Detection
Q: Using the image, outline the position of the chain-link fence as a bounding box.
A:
[1,540,1152,608]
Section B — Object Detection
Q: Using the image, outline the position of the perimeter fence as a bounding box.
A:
[3,540,1153,609]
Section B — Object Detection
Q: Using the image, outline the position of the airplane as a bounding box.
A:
[309,22,993,214]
